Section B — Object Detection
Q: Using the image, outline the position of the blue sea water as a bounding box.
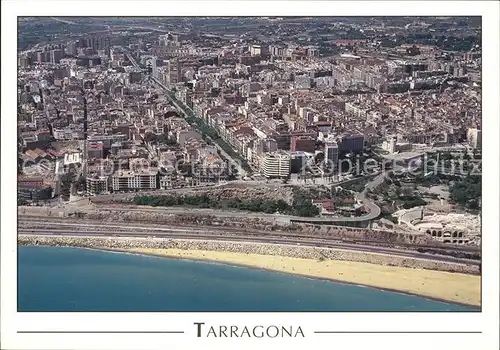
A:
[18,246,477,312]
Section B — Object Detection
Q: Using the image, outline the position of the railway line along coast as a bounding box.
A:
[19,204,481,269]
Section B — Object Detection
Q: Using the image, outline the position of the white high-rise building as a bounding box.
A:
[467,128,482,149]
[260,152,291,179]
[324,138,339,169]
[151,56,158,79]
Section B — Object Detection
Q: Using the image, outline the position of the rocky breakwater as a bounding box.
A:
[18,235,479,275]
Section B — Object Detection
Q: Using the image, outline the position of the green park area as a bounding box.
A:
[133,188,320,217]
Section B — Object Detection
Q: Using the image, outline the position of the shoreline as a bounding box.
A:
[105,247,480,309]
[18,235,481,307]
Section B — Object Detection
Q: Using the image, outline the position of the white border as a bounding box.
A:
[2,1,499,349]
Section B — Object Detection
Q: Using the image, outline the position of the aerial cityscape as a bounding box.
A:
[17,16,482,311]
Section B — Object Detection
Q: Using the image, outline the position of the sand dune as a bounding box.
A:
[127,248,481,307]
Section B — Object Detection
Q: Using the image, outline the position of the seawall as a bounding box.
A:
[18,235,479,275]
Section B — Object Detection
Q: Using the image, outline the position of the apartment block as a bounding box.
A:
[260,152,291,179]
[112,170,159,191]
[86,176,109,195]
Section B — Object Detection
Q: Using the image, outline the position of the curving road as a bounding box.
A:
[85,175,384,224]
[119,46,405,224]
[101,204,375,224]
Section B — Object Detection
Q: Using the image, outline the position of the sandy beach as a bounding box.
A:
[127,247,481,307]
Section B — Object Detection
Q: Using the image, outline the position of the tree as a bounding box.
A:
[293,203,320,217]
[449,175,481,207]
[402,197,427,209]
[466,199,479,210]
[144,133,157,143]
[75,176,86,192]
[440,152,453,161]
